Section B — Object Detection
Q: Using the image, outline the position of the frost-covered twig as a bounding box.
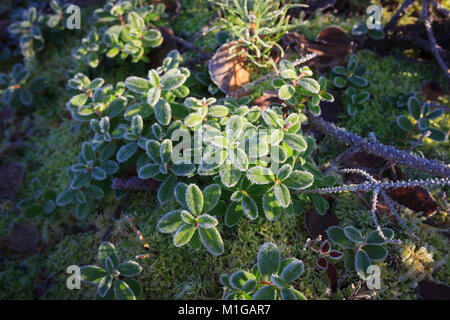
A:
[369,189,402,245]
[309,115,450,178]
[408,130,431,153]
[302,177,450,194]
[422,0,450,81]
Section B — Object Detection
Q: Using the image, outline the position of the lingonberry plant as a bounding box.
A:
[327,226,395,280]
[71,0,164,69]
[395,96,446,143]
[80,242,142,300]
[220,242,307,300]
[0,63,49,109]
[17,178,57,219]
[331,55,370,116]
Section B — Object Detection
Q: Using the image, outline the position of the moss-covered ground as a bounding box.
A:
[0,0,449,300]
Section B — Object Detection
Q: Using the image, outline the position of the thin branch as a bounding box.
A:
[385,0,416,31]
[422,0,450,81]
[430,0,450,17]
[309,115,450,178]
[300,177,450,194]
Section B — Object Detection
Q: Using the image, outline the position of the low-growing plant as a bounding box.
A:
[327,226,394,280]
[272,61,334,116]
[0,63,49,109]
[17,178,57,219]
[331,55,370,116]
[220,242,307,300]
[210,0,303,69]
[385,91,416,109]
[304,237,344,270]
[72,0,164,68]
[80,242,142,300]
[395,96,446,143]
[57,53,337,256]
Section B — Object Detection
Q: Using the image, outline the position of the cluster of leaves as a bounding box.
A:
[80,242,142,300]
[210,0,302,69]
[57,50,189,219]
[7,1,66,60]
[394,96,446,143]
[0,63,49,109]
[71,0,164,68]
[331,55,370,116]
[58,52,340,257]
[385,91,416,109]
[273,61,334,116]
[220,242,307,300]
[352,21,385,40]
[17,178,57,219]
[327,226,394,280]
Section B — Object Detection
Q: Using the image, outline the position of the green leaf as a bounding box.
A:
[407,96,421,120]
[184,112,204,127]
[219,163,241,188]
[197,214,218,228]
[278,84,295,100]
[202,184,221,213]
[71,172,91,189]
[396,115,414,132]
[56,190,74,206]
[114,280,136,300]
[154,99,171,125]
[80,265,107,283]
[283,170,314,190]
[116,142,138,163]
[332,66,347,76]
[252,285,276,300]
[263,192,283,221]
[242,193,258,220]
[262,109,281,128]
[125,76,150,94]
[98,241,119,268]
[354,249,372,280]
[298,78,320,94]
[24,205,43,218]
[428,128,447,142]
[19,88,33,105]
[157,174,177,204]
[246,166,275,185]
[157,210,183,233]
[283,133,307,152]
[174,223,196,246]
[225,202,243,227]
[226,115,243,142]
[147,87,161,106]
[333,76,347,88]
[349,75,368,88]
[161,74,186,90]
[198,227,224,256]
[327,226,354,249]
[311,193,329,215]
[138,163,160,179]
[280,259,304,283]
[97,275,113,298]
[280,288,297,300]
[362,245,388,261]
[366,228,394,244]
[117,261,142,277]
[186,184,203,215]
[344,226,364,243]
[229,271,255,290]
[84,185,104,200]
[257,242,280,277]
[92,166,107,181]
[274,183,290,208]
